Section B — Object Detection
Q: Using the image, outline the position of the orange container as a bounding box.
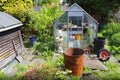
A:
[64,48,84,76]
[75,34,81,40]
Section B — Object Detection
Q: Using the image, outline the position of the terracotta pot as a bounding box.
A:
[64,48,84,76]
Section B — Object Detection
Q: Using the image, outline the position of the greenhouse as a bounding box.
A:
[53,3,99,52]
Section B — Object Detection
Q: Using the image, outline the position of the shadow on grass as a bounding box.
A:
[23,41,32,48]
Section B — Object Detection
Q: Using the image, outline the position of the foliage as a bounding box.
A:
[31,4,62,58]
[0,0,33,11]
[0,65,30,80]
[36,58,80,80]
[101,22,120,48]
[110,46,120,55]
[68,0,120,24]
[92,61,120,80]
[34,4,62,42]
[83,66,92,73]
[102,22,120,38]
[32,37,54,58]
[0,0,33,21]
[97,32,104,37]
[55,55,64,66]
[16,65,29,76]
[23,67,40,80]
[34,0,59,6]
[110,33,120,46]
[22,57,79,80]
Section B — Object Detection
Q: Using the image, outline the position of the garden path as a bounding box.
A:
[53,53,109,70]
[5,48,45,77]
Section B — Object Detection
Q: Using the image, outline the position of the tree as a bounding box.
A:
[34,4,62,42]
[33,0,59,6]
[68,0,120,24]
[0,0,33,21]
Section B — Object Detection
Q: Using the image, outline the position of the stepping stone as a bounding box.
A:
[20,60,30,66]
[84,55,109,70]
[24,54,36,61]
[22,48,34,57]
[29,58,45,66]
[109,55,117,63]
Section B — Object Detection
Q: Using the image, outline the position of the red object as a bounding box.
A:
[99,51,109,60]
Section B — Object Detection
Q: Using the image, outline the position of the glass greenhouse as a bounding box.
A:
[53,3,99,52]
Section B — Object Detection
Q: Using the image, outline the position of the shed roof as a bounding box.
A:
[0,12,23,32]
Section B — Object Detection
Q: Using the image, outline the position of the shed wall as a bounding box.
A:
[0,27,23,69]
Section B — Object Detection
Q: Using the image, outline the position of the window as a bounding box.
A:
[69,16,82,26]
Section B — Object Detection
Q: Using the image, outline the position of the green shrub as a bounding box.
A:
[55,55,64,67]
[110,33,120,46]
[32,37,54,58]
[102,22,120,38]
[110,46,120,55]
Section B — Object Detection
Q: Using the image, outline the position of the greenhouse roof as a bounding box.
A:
[68,3,99,24]
[55,3,99,24]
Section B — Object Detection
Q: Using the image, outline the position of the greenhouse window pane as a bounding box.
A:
[69,16,82,26]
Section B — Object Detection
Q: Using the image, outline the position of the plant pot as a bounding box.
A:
[64,48,84,76]
[29,35,37,46]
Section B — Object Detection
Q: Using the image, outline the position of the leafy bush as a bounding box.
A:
[32,37,54,58]
[83,66,92,73]
[34,4,62,43]
[110,46,120,55]
[102,22,120,38]
[110,33,120,46]
[55,55,64,67]
[23,58,79,80]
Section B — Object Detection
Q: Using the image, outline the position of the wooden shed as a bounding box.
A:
[0,12,23,70]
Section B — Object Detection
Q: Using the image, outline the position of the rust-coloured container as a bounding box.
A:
[64,48,84,76]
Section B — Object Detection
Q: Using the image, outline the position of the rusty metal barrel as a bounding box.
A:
[63,48,84,76]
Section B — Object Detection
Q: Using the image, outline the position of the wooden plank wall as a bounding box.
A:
[0,29,23,70]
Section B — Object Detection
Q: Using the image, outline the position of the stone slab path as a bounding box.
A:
[4,49,118,77]
[53,53,109,70]
[84,55,109,70]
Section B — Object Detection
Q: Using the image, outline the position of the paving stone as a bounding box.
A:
[29,58,46,66]
[84,55,109,70]
[24,54,36,61]
[20,60,30,66]
[109,55,117,63]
